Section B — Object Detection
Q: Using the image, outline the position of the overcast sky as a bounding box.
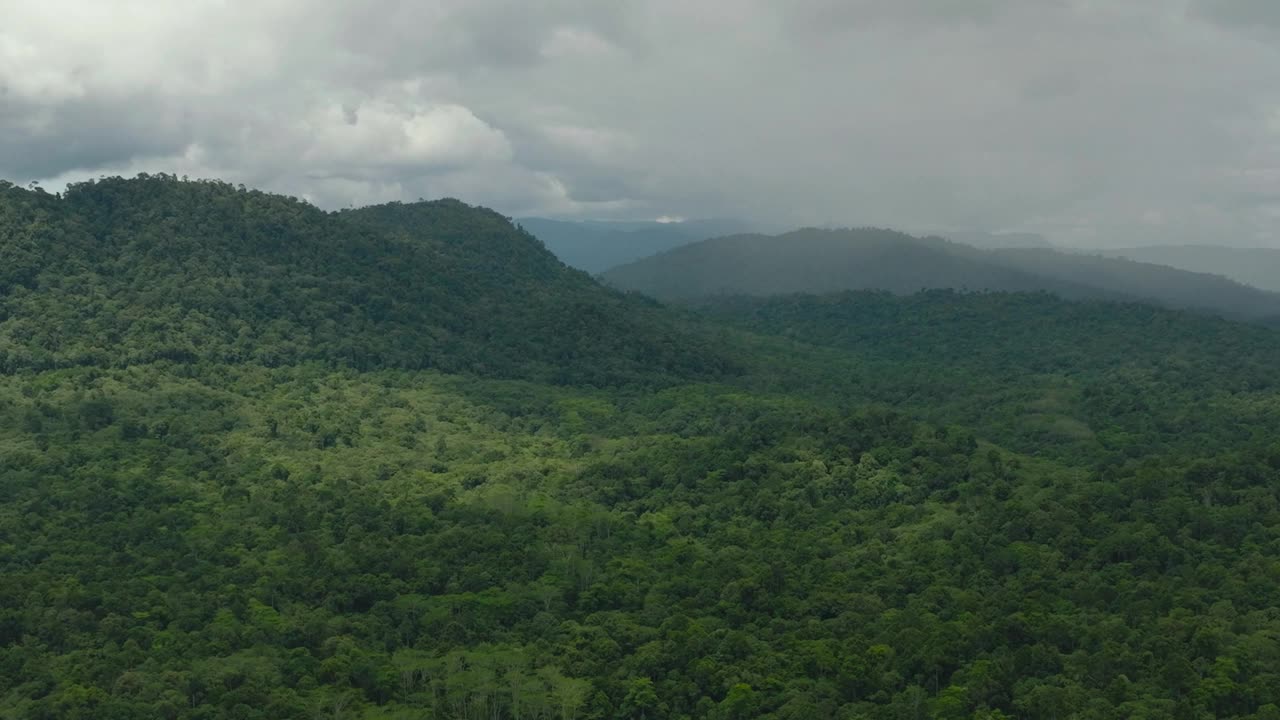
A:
[3,0,1280,246]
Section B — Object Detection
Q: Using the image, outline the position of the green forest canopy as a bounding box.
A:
[0,175,729,385]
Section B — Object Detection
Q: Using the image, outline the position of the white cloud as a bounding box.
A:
[301,102,513,174]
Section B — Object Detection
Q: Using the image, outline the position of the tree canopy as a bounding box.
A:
[2,176,1280,719]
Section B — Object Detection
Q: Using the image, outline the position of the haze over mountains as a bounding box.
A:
[516,217,755,273]
[931,230,1053,250]
[521,220,1055,273]
[1090,246,1280,294]
[601,227,1280,322]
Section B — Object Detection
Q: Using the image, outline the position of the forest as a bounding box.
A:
[2,176,1280,719]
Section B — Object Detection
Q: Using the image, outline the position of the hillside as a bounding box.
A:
[979,247,1280,318]
[601,227,1280,320]
[1093,245,1280,292]
[517,217,750,273]
[4,177,1280,718]
[0,176,730,385]
[601,228,1105,300]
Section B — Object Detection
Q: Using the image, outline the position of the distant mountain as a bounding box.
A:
[517,217,752,273]
[603,228,1099,298]
[1089,245,1280,293]
[0,175,732,385]
[601,227,1280,320]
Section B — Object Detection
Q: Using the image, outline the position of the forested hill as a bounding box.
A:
[601,227,1280,320]
[0,175,729,385]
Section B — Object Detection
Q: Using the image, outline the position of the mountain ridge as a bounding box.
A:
[1088,244,1280,293]
[601,226,1280,320]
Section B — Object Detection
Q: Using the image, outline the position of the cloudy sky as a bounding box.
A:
[3,0,1280,246]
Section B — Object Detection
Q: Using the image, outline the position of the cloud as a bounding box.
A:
[4,0,1280,245]
[299,102,513,175]
[783,0,1022,31]
[1192,0,1280,30]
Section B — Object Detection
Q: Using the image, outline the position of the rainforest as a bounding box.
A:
[1,176,1278,719]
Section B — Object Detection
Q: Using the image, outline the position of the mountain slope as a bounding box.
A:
[601,227,1280,319]
[1093,245,1280,292]
[0,176,731,385]
[601,228,1124,303]
[979,247,1280,318]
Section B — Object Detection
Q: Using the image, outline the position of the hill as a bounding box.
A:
[0,175,730,385]
[516,217,750,273]
[601,227,1280,320]
[1092,245,1280,292]
[601,228,1102,300]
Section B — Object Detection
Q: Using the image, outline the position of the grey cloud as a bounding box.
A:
[0,93,191,178]
[1016,71,1082,102]
[5,0,1280,246]
[331,1,635,75]
[785,0,1021,31]
[1193,0,1280,29]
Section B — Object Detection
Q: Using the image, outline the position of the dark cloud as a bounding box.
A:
[0,93,191,178]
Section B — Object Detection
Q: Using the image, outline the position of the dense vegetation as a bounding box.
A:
[0,176,728,385]
[3,177,1280,719]
[601,228,1280,321]
[701,290,1280,462]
